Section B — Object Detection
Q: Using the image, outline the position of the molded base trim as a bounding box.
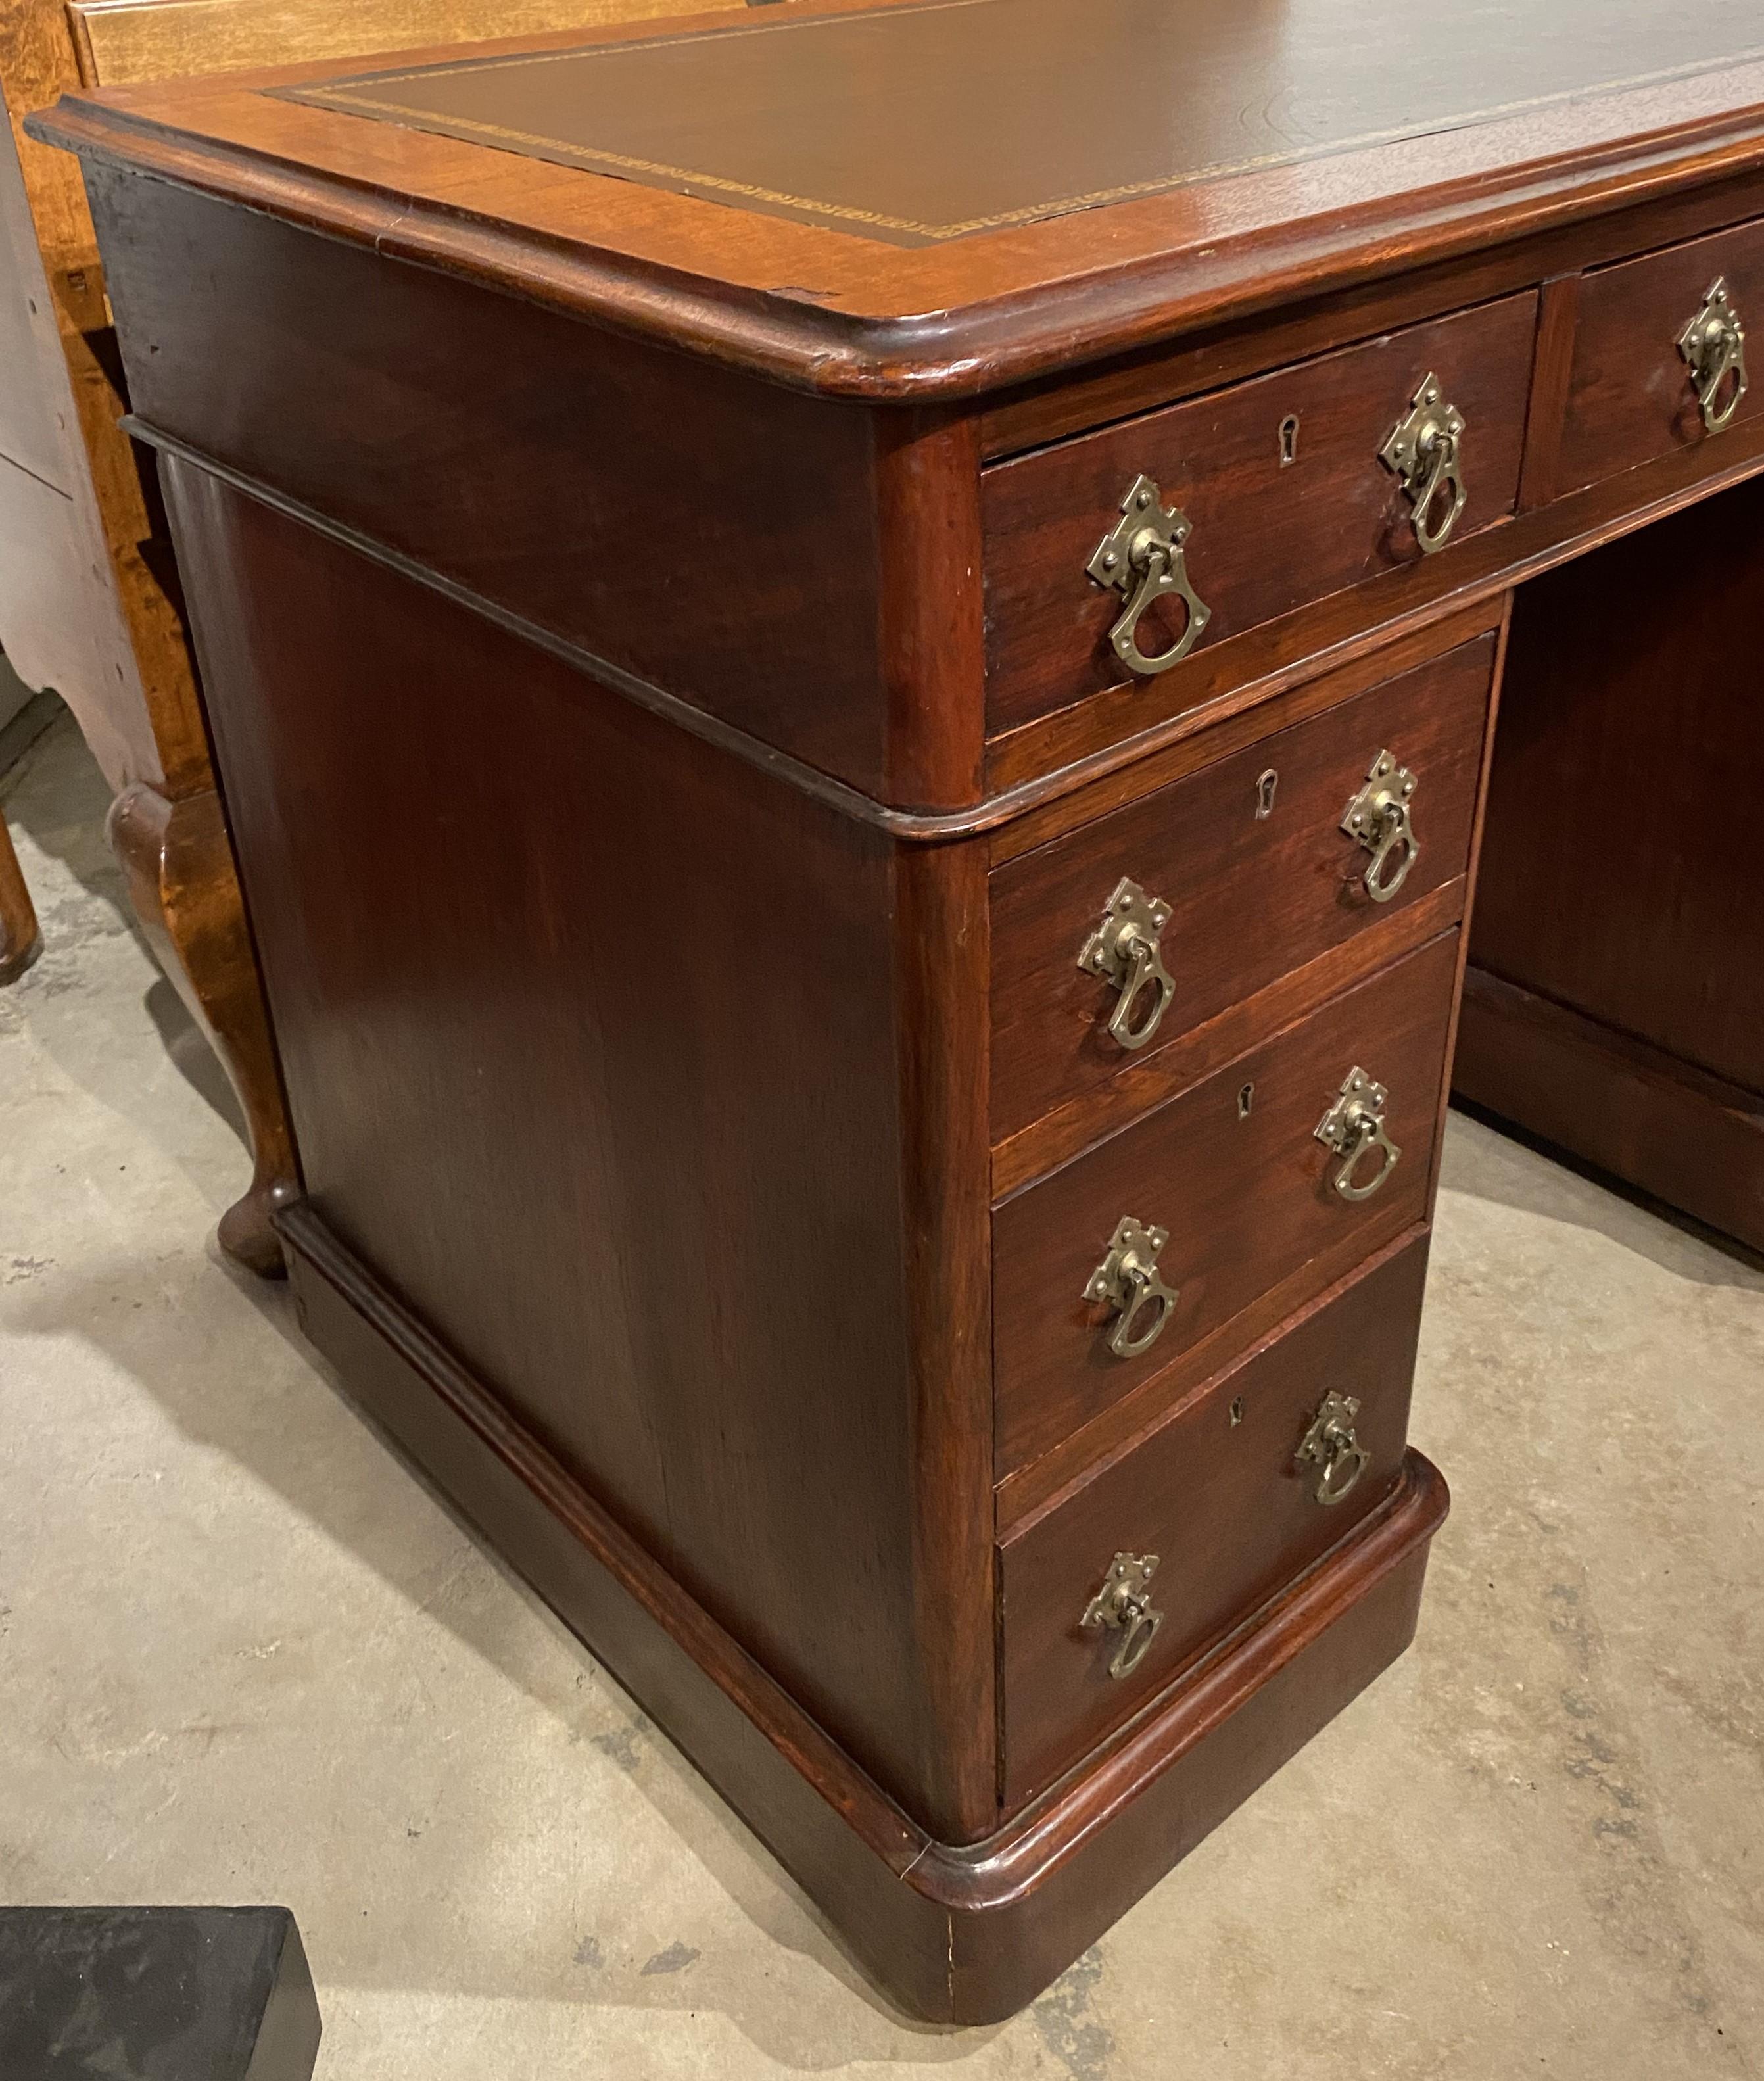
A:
[1454,965,1764,1255]
[280,1201,1448,2022]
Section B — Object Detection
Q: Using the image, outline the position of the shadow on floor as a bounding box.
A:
[8,1233,986,2057]
[3,706,249,1155]
[1442,1101,1764,1292]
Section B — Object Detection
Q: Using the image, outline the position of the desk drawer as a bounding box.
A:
[1560,216,1764,494]
[991,634,1492,1143]
[983,294,1535,736]
[993,930,1456,1478]
[998,1232,1430,1811]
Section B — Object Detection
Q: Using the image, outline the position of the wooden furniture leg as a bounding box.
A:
[1,12,297,1268]
[110,780,298,1274]
[0,809,40,982]
[7,0,694,1267]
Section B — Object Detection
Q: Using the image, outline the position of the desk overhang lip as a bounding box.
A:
[30,64,1764,402]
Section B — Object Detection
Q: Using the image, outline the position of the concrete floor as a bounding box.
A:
[2,706,1761,2081]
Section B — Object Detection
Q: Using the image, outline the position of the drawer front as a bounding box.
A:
[1559,216,1764,496]
[983,293,1535,736]
[998,1233,1431,1810]
[991,634,1492,1143]
[993,930,1457,1477]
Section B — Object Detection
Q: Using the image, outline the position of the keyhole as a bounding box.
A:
[1238,1082,1255,1119]
[1229,1396,1245,1426]
[1279,414,1300,467]
[1256,769,1278,819]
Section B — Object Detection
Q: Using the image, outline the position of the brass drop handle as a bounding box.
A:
[1087,473,1213,677]
[1295,1391,1372,1506]
[1679,276,1748,435]
[1077,876,1176,1051]
[1084,1216,1180,1360]
[1081,1552,1164,1680]
[1314,1066,1402,1202]
[1380,373,1467,554]
[1341,749,1419,903]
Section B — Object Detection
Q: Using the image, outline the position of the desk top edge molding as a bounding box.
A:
[28,21,1764,399]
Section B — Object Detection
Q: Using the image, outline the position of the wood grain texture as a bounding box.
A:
[992,932,1459,1481]
[983,387,1764,806]
[0,81,151,786]
[989,635,1493,1142]
[974,169,1764,458]
[31,1,1764,398]
[1453,970,1764,1254]
[1420,591,1512,1226]
[876,410,986,808]
[83,168,981,809]
[999,1235,1431,1811]
[1473,480,1764,1097]
[268,0,1764,249]
[56,0,1764,2011]
[66,0,697,89]
[993,883,1464,1206]
[988,600,1504,861]
[889,835,997,1838]
[982,295,1535,734]
[1515,275,1583,511]
[162,454,998,1840]
[0,810,42,983]
[7,0,755,1276]
[107,780,298,1273]
[286,1195,1448,2022]
[1559,212,1764,493]
[1,0,195,790]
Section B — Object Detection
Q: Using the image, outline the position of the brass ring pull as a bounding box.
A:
[1081,1552,1164,1680]
[1084,1216,1180,1360]
[1679,277,1748,435]
[1295,1393,1372,1507]
[1087,474,1213,677]
[1341,749,1420,904]
[1314,1066,1403,1203]
[1380,373,1467,555]
[1077,876,1176,1051]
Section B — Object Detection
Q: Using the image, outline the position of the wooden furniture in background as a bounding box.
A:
[0,0,697,1269]
[33,0,1764,2019]
[0,815,40,982]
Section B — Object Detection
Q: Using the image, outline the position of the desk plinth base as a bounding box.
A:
[1454,967,1764,1255]
[281,1200,1448,2024]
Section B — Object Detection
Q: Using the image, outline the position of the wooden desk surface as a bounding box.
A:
[32,0,1764,393]
[275,0,1764,248]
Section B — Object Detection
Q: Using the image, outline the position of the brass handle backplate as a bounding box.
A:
[1341,748,1420,903]
[1679,276,1748,435]
[1084,1216,1180,1360]
[1314,1066,1402,1202]
[1081,1551,1164,1679]
[1380,373,1467,554]
[1087,473,1213,677]
[1295,1391,1372,1506]
[1077,876,1176,1051]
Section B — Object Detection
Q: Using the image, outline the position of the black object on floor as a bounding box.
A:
[0,1907,321,2080]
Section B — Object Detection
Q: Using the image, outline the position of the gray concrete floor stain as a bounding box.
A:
[2,710,1761,2078]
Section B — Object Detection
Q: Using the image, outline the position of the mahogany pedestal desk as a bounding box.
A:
[34,0,1764,2020]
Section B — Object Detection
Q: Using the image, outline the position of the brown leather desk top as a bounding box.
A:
[32,0,1764,392]
[276,0,1764,248]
